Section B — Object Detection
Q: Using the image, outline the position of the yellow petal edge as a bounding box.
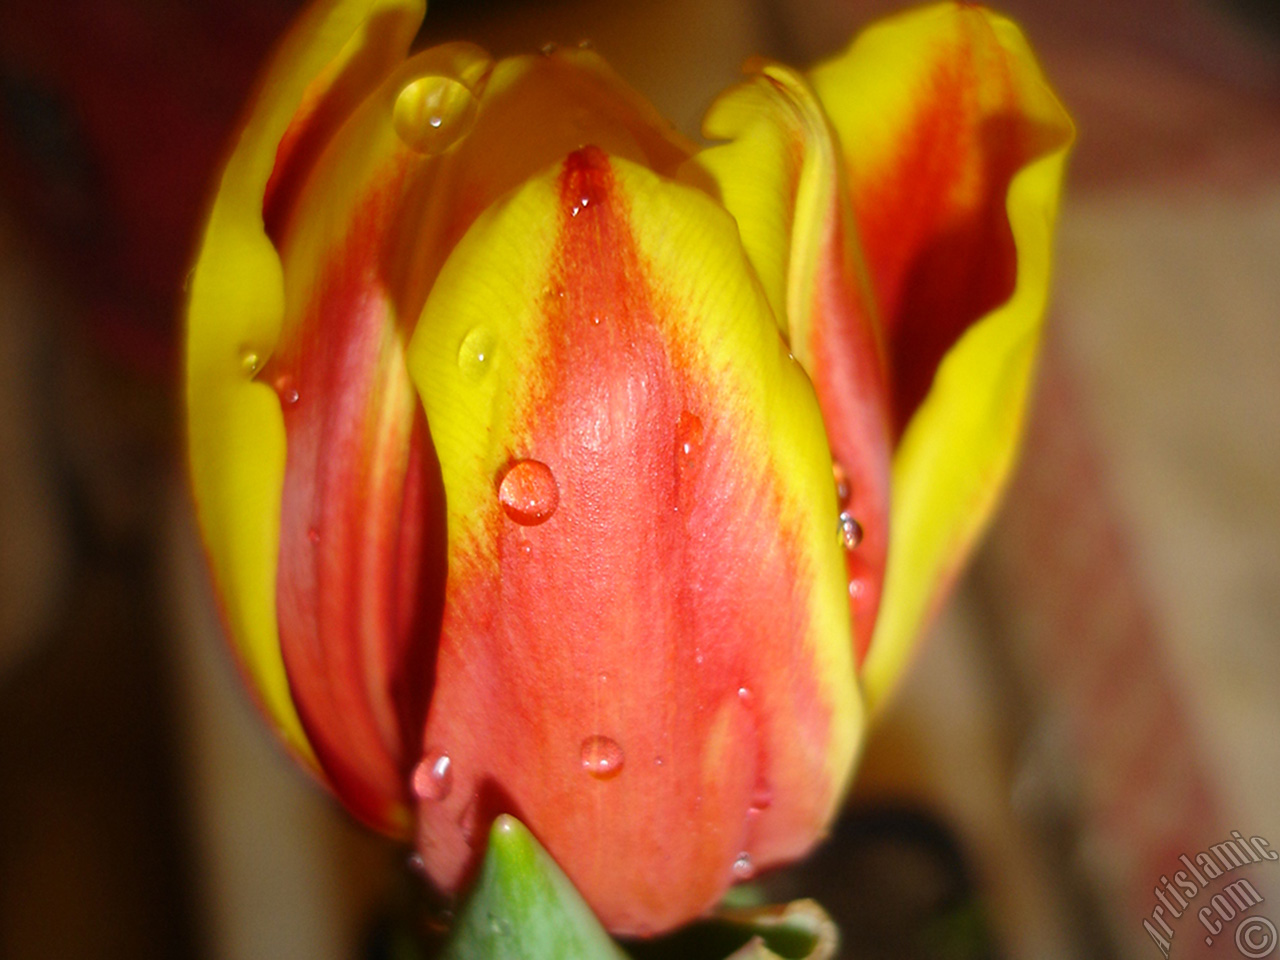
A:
[185,0,424,762]
[839,8,1075,710]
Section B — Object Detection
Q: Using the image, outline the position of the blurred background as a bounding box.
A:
[1,0,1278,957]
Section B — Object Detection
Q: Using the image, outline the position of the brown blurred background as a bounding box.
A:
[2,0,1278,957]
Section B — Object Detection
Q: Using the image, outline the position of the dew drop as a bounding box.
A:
[832,462,851,507]
[732,852,754,880]
[307,526,321,545]
[570,194,591,217]
[411,750,453,802]
[488,915,513,937]
[540,42,558,55]
[577,38,593,49]
[580,735,624,779]
[838,512,864,550]
[674,411,704,514]
[737,685,752,703]
[457,327,495,379]
[498,460,559,525]
[675,410,704,462]
[239,348,261,377]
[848,578,864,599]
[393,75,477,154]
[274,373,299,407]
[750,782,774,812]
[407,852,426,876]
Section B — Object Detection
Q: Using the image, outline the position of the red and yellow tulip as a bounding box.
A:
[185,0,1071,936]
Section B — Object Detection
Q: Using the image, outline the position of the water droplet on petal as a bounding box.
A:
[540,42,558,55]
[832,462,851,507]
[407,852,426,876]
[732,852,754,880]
[750,782,774,812]
[577,38,593,49]
[412,750,453,802]
[676,410,704,462]
[393,75,477,154]
[674,411,704,513]
[457,327,495,379]
[580,735,624,779]
[498,460,559,525]
[737,685,752,703]
[838,512,863,550]
[239,348,261,377]
[274,373,299,407]
[848,578,864,599]
[307,526,321,545]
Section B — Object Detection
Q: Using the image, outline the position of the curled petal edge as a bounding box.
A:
[185,0,424,765]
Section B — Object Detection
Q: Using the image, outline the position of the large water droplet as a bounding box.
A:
[393,76,477,154]
[838,512,863,550]
[498,460,559,525]
[412,750,453,802]
[732,852,755,880]
[580,735,624,779]
[832,462,851,507]
[457,327,495,380]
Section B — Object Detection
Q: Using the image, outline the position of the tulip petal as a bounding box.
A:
[693,62,892,665]
[186,0,424,767]
[408,147,862,935]
[261,34,521,833]
[808,4,1072,706]
[262,39,707,830]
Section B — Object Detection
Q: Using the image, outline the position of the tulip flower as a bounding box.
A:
[185,0,1071,937]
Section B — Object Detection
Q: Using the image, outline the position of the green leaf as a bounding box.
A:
[440,815,630,960]
[626,899,838,960]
